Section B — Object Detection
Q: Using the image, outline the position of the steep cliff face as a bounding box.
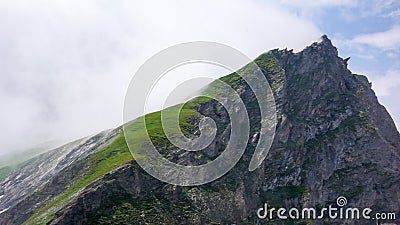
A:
[1,36,399,225]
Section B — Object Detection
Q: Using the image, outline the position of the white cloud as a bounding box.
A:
[371,70,400,97]
[352,26,400,50]
[278,0,359,20]
[359,0,399,17]
[0,0,322,154]
[380,93,400,131]
[385,9,400,18]
[370,70,400,130]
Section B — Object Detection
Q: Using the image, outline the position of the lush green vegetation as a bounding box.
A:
[254,52,280,72]
[124,96,212,151]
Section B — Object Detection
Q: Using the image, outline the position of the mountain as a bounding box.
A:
[1,35,399,225]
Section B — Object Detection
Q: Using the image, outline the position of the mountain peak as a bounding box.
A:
[309,34,339,56]
[303,34,339,56]
[267,35,340,65]
[319,34,332,44]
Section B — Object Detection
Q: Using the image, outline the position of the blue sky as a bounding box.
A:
[0,0,399,154]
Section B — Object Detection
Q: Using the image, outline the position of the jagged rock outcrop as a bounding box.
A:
[1,35,399,225]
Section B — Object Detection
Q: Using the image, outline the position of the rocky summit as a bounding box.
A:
[0,35,399,225]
